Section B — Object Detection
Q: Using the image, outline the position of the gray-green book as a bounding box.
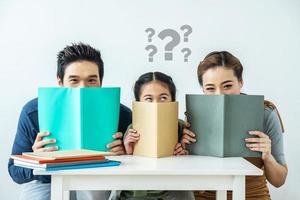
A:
[185,94,264,157]
[38,87,120,151]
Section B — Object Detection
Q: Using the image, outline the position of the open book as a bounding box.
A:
[186,94,264,157]
[38,87,120,151]
[132,102,178,158]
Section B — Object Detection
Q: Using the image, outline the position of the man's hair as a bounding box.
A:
[57,42,104,83]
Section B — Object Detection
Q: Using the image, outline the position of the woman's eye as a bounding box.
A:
[206,87,214,91]
[224,85,232,89]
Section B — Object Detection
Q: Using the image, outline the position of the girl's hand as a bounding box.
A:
[32,132,58,152]
[245,131,272,161]
[123,129,140,155]
[174,143,188,155]
[181,126,197,149]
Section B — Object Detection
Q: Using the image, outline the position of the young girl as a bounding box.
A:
[184,51,287,200]
[121,71,196,200]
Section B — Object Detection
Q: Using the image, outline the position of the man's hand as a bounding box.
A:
[107,132,125,155]
[32,132,58,152]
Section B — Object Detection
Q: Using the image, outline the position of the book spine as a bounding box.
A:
[222,95,226,157]
[80,89,84,149]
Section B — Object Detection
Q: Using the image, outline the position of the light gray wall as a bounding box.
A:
[0,0,299,199]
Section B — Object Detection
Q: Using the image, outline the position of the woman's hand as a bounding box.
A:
[174,143,188,155]
[123,129,140,155]
[32,131,58,152]
[181,122,197,149]
[245,131,272,161]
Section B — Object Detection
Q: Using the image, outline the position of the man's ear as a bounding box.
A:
[57,77,63,87]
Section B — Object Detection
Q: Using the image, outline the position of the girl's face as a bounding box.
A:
[139,81,172,103]
[202,67,243,95]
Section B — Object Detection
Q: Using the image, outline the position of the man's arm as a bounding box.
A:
[8,102,51,184]
[107,104,132,155]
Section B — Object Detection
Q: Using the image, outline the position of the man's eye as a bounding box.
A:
[70,79,78,83]
[88,79,97,83]
[206,87,214,91]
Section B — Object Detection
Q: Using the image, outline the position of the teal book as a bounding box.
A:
[38,87,120,151]
[185,94,264,157]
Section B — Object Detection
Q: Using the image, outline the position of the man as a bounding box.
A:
[8,43,132,200]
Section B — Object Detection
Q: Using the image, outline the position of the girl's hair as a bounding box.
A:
[134,72,176,101]
[197,51,243,86]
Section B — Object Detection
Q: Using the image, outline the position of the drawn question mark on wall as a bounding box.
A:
[181,48,191,62]
[145,45,158,62]
[180,25,192,42]
[145,28,155,42]
[158,29,180,61]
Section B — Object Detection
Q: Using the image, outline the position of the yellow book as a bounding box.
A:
[132,102,178,158]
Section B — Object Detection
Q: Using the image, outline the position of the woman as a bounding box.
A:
[183,51,288,199]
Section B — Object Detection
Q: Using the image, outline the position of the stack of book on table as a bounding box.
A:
[10,149,120,171]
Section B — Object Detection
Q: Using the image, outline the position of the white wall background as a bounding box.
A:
[0,0,299,199]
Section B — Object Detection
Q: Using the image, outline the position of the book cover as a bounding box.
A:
[13,158,109,168]
[21,149,111,160]
[132,102,178,158]
[38,87,120,151]
[11,154,105,164]
[15,160,121,171]
[186,94,264,157]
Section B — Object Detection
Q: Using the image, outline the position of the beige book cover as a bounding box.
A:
[22,149,115,160]
[132,102,178,158]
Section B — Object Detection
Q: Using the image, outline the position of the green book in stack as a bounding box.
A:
[38,87,120,151]
[185,94,264,157]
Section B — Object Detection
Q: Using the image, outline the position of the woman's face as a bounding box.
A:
[139,81,172,103]
[202,67,243,95]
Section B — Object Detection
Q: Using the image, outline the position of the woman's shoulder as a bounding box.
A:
[263,100,285,133]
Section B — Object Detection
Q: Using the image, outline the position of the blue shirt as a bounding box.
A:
[8,98,132,184]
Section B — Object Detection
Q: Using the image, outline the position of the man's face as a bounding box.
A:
[58,60,102,88]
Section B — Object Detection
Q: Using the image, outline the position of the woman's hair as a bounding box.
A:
[197,51,243,86]
[134,72,176,101]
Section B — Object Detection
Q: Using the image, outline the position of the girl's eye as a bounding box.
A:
[224,84,232,89]
[145,97,153,102]
[160,96,168,102]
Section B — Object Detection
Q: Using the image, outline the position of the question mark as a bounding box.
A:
[145,28,155,42]
[145,45,158,62]
[158,29,180,61]
[181,48,191,62]
[180,25,192,42]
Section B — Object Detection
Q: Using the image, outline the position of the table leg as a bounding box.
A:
[216,190,227,200]
[232,175,245,200]
[51,176,64,200]
[63,191,70,200]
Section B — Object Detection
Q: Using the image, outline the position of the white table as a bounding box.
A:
[33,155,263,200]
